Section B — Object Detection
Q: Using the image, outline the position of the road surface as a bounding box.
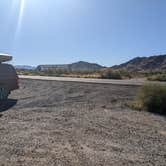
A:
[19,75,154,86]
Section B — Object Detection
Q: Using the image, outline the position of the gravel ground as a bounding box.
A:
[0,79,165,166]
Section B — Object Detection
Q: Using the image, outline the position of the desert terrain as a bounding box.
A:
[0,79,165,166]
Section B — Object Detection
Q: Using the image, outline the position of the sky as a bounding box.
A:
[0,0,166,67]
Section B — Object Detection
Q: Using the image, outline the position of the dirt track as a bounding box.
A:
[0,79,166,166]
[19,75,147,86]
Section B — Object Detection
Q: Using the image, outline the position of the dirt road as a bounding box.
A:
[19,75,148,86]
[0,79,165,166]
[19,75,166,86]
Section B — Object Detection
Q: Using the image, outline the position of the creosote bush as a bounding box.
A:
[147,74,166,82]
[131,84,166,115]
[100,69,122,79]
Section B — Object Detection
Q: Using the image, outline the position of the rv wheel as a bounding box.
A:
[0,87,9,100]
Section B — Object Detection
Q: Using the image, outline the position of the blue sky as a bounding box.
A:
[0,0,166,66]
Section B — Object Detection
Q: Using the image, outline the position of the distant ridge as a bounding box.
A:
[36,61,105,72]
[112,54,166,71]
[15,65,36,70]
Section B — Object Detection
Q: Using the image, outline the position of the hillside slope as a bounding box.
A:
[112,54,166,71]
[15,65,36,70]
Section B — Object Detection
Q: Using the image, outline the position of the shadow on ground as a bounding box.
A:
[0,99,17,112]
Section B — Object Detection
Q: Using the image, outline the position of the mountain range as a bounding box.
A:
[112,54,166,71]
[36,61,105,72]
[15,65,36,70]
[15,54,166,72]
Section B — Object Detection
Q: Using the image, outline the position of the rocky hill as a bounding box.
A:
[36,61,104,72]
[112,54,166,71]
[15,65,36,70]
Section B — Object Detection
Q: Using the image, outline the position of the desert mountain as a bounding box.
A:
[36,61,104,72]
[112,54,166,71]
[15,65,36,70]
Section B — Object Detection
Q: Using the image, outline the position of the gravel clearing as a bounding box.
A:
[0,79,165,166]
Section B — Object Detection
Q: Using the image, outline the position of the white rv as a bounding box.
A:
[0,54,19,100]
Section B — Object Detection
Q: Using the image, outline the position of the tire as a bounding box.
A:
[0,87,9,100]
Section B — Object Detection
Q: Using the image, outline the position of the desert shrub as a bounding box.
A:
[118,69,133,79]
[147,74,166,82]
[16,69,40,76]
[131,84,166,115]
[100,69,122,79]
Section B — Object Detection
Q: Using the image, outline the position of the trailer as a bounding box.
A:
[0,54,12,63]
[0,54,19,100]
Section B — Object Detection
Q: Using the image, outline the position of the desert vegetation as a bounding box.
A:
[147,73,166,81]
[16,68,134,80]
[16,68,166,82]
[16,68,101,78]
[130,84,166,115]
[100,69,122,79]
